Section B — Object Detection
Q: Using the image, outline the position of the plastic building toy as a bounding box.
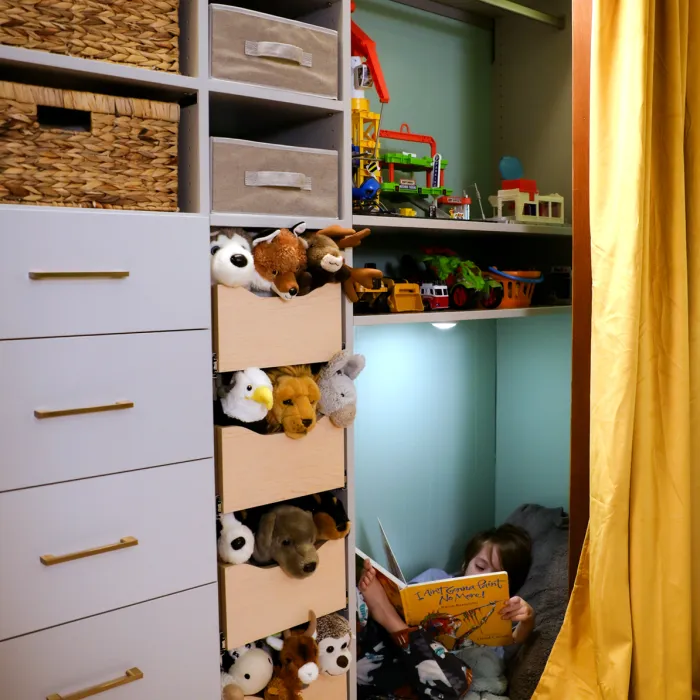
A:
[385,279,423,313]
[397,207,417,217]
[420,283,449,310]
[488,157,565,225]
[438,195,471,220]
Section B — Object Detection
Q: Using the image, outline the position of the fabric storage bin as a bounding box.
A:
[0,0,180,73]
[211,137,338,218]
[0,81,179,211]
[210,5,338,98]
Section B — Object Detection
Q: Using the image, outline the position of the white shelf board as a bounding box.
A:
[210,212,350,230]
[354,305,571,326]
[209,78,344,114]
[0,45,199,93]
[353,215,572,236]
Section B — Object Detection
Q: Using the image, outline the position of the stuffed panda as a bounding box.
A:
[210,229,254,288]
[217,512,255,565]
[316,613,353,676]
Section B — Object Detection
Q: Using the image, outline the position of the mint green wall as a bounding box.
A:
[495,315,572,523]
[354,323,497,580]
[353,0,494,196]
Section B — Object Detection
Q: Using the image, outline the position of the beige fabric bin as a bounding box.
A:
[210,5,338,98]
[211,138,338,218]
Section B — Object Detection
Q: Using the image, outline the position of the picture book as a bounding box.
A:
[356,522,513,647]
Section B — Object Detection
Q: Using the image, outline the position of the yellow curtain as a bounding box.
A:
[533,1,700,698]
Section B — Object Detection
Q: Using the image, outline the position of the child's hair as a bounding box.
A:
[462,524,532,594]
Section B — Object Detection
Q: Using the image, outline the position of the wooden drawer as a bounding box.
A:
[0,208,210,340]
[211,137,339,218]
[0,460,217,641]
[0,331,212,492]
[219,539,347,649]
[210,5,338,98]
[0,584,220,700]
[304,674,348,700]
[216,419,345,512]
[213,284,342,372]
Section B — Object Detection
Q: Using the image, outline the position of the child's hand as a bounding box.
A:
[500,596,534,624]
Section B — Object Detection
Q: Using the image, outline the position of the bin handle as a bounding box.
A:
[488,267,544,283]
[245,171,312,191]
[245,41,312,67]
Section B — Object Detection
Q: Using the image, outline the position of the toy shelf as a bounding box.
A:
[354,305,571,326]
[353,215,572,236]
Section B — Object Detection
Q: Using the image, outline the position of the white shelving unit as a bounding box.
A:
[354,305,571,326]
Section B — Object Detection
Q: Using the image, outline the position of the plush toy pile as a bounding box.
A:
[210,222,383,302]
[216,491,350,577]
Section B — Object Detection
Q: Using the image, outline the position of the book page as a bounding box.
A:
[355,549,406,618]
[400,571,512,647]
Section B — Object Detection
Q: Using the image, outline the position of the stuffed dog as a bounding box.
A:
[288,492,351,541]
[266,365,320,439]
[250,222,311,300]
[249,505,319,578]
[317,351,366,428]
[210,229,255,289]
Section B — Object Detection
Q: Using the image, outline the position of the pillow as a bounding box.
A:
[503,504,569,700]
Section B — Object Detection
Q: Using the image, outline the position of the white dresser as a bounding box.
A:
[0,206,221,700]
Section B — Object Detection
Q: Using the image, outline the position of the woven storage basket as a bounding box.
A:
[0,81,179,211]
[0,0,180,73]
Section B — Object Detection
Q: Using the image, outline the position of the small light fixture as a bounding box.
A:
[432,322,457,330]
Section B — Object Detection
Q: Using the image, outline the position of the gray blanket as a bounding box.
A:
[502,504,569,700]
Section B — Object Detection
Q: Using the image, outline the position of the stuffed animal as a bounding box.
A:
[249,505,319,578]
[250,222,311,301]
[266,365,320,439]
[265,612,320,700]
[210,229,255,288]
[316,350,366,428]
[453,641,509,700]
[215,367,273,433]
[221,643,275,700]
[288,492,351,541]
[217,513,255,565]
[316,613,352,676]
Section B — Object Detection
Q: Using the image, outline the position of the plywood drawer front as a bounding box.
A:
[0,584,220,700]
[0,460,217,641]
[0,208,210,340]
[304,674,348,700]
[210,5,338,98]
[216,419,345,512]
[213,284,342,372]
[220,539,346,648]
[0,331,212,492]
[211,138,338,218]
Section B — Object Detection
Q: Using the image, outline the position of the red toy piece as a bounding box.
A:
[420,283,449,311]
[379,124,444,188]
[351,1,390,104]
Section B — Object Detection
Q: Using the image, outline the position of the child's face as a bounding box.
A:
[465,542,502,576]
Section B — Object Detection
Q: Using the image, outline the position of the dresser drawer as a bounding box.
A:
[0,331,212,492]
[219,538,347,649]
[0,459,216,641]
[0,584,220,700]
[210,5,338,98]
[213,284,342,372]
[0,207,210,340]
[216,419,345,512]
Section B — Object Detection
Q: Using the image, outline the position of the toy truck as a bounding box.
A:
[420,283,450,310]
[385,279,423,313]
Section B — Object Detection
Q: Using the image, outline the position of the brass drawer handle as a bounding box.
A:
[29,271,129,280]
[40,536,139,566]
[47,667,143,700]
[34,401,134,420]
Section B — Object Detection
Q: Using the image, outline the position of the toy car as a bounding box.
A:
[420,283,449,310]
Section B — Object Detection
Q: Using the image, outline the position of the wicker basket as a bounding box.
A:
[0,81,179,212]
[0,0,180,73]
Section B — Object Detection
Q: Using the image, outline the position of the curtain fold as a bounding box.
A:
[533,1,699,697]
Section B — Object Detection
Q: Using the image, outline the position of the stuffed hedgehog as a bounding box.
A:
[317,350,366,428]
[316,613,352,676]
[210,229,255,288]
[217,513,255,565]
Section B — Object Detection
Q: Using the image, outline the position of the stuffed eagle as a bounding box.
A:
[215,368,273,433]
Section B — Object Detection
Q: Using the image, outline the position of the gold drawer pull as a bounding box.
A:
[29,271,129,280]
[34,401,134,420]
[40,536,139,566]
[47,667,143,700]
